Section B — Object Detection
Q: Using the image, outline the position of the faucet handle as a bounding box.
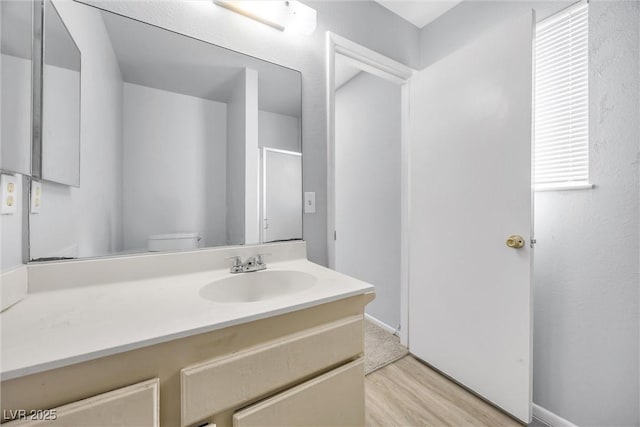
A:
[227,256,243,272]
[253,253,271,264]
[254,253,271,265]
[227,255,242,265]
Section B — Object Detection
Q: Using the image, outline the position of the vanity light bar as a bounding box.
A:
[213,1,317,35]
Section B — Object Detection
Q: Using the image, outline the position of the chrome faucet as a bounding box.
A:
[227,254,270,273]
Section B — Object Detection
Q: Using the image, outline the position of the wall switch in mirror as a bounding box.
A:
[30,180,42,214]
[0,174,18,215]
[304,192,316,214]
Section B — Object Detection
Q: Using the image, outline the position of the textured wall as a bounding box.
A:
[533,2,639,425]
[420,1,639,425]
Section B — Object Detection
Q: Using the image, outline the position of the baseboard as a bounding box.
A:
[364,313,397,335]
[532,403,578,427]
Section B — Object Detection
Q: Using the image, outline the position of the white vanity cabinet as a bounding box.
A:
[1,294,372,427]
[181,316,363,426]
[233,359,364,427]
[3,379,159,427]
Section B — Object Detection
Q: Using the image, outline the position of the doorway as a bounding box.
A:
[326,33,413,345]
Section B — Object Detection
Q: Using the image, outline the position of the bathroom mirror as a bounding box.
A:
[40,0,81,187]
[29,2,302,261]
[1,0,33,176]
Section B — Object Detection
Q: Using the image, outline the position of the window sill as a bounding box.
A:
[535,182,594,192]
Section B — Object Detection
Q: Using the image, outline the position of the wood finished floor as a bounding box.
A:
[365,355,523,427]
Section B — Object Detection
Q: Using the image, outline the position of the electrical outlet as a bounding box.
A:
[31,180,42,214]
[0,174,18,215]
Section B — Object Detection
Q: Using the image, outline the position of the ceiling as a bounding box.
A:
[101,9,301,118]
[374,1,463,28]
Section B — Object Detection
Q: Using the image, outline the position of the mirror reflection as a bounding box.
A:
[1,0,33,176]
[29,2,302,261]
[41,0,81,187]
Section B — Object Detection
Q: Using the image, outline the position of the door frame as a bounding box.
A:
[326,32,414,345]
[261,147,302,243]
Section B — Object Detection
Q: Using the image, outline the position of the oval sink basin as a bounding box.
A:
[199,270,317,303]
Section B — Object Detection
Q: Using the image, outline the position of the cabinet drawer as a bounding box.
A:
[181,316,363,426]
[233,359,364,427]
[4,378,159,427]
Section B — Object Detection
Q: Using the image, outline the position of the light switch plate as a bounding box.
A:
[31,180,42,214]
[304,191,316,214]
[0,174,18,215]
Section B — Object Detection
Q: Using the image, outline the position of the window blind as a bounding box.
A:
[534,1,589,189]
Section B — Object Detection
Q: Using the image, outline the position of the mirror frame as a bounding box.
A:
[33,0,82,187]
[0,0,36,177]
[27,1,304,264]
[31,0,43,180]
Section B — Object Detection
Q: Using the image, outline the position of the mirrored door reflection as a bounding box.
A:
[1,0,33,176]
[41,0,81,187]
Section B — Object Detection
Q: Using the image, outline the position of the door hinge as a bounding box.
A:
[334,230,337,241]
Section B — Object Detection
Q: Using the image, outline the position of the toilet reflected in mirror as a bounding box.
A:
[28,1,302,262]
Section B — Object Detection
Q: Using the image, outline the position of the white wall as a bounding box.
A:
[122,83,227,250]
[42,64,80,186]
[86,0,421,266]
[225,69,260,246]
[1,54,31,176]
[335,72,401,329]
[420,2,639,425]
[226,71,247,246]
[0,175,24,270]
[259,110,301,153]
[29,0,124,260]
[244,69,260,246]
[1,55,29,270]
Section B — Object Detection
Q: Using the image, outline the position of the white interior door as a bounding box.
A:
[262,148,302,243]
[408,12,534,423]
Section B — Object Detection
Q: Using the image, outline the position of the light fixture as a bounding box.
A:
[214,1,317,35]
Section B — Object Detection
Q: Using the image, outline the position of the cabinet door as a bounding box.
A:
[181,316,362,426]
[233,359,364,427]
[4,378,159,427]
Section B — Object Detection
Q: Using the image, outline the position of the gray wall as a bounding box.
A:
[335,72,401,329]
[420,1,573,69]
[0,54,29,270]
[1,54,31,176]
[258,110,300,153]
[534,2,639,425]
[123,83,227,250]
[226,70,248,246]
[29,0,124,260]
[0,175,23,271]
[86,0,421,266]
[420,1,640,425]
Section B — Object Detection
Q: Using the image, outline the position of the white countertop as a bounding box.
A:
[0,258,374,381]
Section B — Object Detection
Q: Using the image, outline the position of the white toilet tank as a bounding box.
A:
[147,232,201,252]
